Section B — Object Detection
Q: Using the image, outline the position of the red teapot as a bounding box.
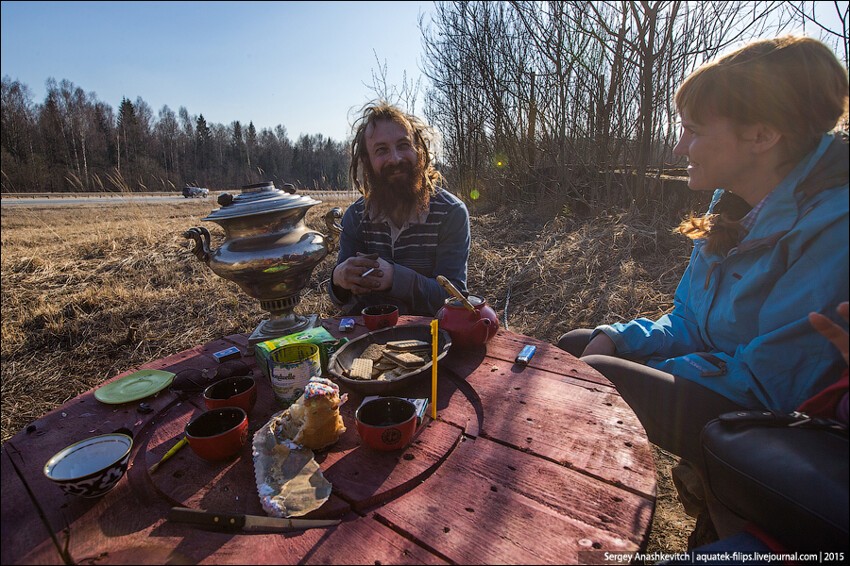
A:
[436,294,499,349]
[435,276,499,348]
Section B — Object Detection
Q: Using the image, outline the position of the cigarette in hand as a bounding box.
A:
[361,267,377,278]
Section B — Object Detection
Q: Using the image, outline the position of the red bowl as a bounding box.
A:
[203,376,257,414]
[361,304,399,331]
[185,407,248,461]
[355,397,417,451]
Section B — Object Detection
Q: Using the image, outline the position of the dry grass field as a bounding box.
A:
[1,195,696,559]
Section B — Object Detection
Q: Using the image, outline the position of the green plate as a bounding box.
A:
[94,369,175,404]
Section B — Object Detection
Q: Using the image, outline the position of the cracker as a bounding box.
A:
[385,339,430,352]
[379,368,408,381]
[374,362,398,373]
[349,358,374,380]
[382,350,426,368]
[360,343,386,361]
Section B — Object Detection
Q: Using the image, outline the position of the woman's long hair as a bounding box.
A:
[674,36,849,255]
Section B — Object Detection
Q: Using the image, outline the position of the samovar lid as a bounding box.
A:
[202,181,321,221]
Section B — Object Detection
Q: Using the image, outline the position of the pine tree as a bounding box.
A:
[195,114,212,172]
[116,97,138,177]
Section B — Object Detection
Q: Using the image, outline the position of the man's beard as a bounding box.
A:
[365,158,428,225]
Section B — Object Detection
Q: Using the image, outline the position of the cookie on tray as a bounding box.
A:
[349,358,374,380]
[385,339,430,352]
[382,350,426,368]
[374,359,398,372]
[360,343,386,361]
[379,367,408,381]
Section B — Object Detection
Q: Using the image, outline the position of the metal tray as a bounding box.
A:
[328,325,451,395]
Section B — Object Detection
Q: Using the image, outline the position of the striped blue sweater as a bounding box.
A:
[327,188,470,316]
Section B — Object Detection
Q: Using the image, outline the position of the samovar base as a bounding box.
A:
[247,313,319,351]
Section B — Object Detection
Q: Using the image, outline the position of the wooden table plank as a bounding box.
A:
[300,515,449,565]
[321,419,463,510]
[376,436,654,565]
[476,331,616,388]
[147,513,447,565]
[441,331,613,389]
[460,356,656,497]
[48,498,444,566]
[1,446,67,565]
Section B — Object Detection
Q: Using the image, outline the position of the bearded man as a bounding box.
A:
[327,102,470,316]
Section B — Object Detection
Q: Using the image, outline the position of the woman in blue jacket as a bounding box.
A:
[557,35,848,537]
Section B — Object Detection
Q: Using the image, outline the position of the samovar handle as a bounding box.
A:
[182,226,212,265]
[324,207,343,253]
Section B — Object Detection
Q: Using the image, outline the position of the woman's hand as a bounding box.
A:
[582,333,617,357]
[809,302,849,366]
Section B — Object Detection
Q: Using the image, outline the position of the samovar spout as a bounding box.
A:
[182,226,212,265]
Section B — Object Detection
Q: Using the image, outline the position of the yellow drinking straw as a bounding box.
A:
[430,318,439,419]
[149,436,188,474]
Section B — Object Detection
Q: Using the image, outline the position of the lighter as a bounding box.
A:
[213,346,242,363]
[339,317,355,332]
[515,344,537,365]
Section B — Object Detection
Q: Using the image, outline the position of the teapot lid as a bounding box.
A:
[203,181,321,221]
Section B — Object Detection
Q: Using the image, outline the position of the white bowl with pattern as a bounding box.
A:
[44,432,133,498]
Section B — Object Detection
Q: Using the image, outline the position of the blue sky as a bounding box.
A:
[1,1,435,142]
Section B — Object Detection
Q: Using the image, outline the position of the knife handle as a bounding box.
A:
[168,507,246,531]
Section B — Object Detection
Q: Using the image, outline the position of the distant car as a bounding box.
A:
[182,186,209,198]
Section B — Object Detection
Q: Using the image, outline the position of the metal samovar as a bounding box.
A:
[183,181,341,348]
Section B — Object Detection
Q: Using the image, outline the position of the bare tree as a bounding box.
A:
[783,1,849,68]
[366,49,424,116]
[155,105,180,185]
[1,77,38,191]
[422,0,807,214]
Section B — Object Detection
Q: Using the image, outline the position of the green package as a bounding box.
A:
[254,326,343,378]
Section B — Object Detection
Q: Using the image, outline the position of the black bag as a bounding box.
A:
[701,411,848,552]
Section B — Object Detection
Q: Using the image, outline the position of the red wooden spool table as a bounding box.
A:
[1,316,656,564]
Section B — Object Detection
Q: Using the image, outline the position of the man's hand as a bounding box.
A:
[332,253,382,295]
[809,302,849,366]
[370,257,394,292]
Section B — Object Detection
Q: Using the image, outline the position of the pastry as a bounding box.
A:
[252,377,348,517]
[271,377,347,451]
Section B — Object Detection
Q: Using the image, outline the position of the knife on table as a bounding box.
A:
[168,507,340,533]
